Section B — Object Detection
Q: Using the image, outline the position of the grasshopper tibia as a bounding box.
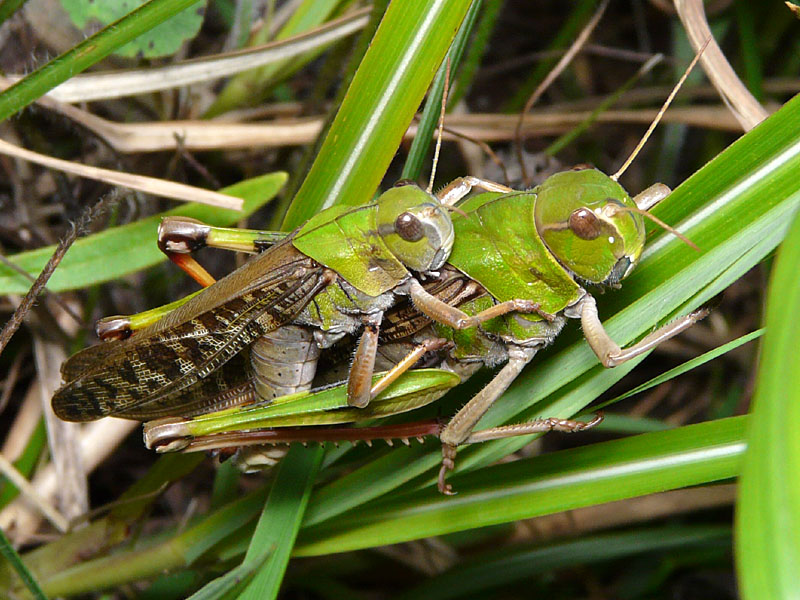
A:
[437,413,604,495]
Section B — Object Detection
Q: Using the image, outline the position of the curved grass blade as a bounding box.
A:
[736,204,800,599]
[0,527,47,600]
[0,0,27,27]
[236,446,322,600]
[594,328,765,410]
[401,0,482,181]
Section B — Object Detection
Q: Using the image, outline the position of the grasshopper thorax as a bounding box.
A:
[534,168,645,285]
[377,182,454,273]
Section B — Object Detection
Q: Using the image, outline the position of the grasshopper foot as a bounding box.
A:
[438,444,458,495]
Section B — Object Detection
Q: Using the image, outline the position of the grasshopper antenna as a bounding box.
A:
[611,37,711,181]
[427,56,451,195]
[608,203,699,251]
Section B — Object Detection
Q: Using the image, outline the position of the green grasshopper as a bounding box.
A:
[135,166,705,493]
[51,183,459,420]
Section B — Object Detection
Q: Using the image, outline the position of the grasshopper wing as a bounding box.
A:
[53,240,329,421]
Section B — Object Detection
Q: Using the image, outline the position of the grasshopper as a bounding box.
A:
[137,167,706,492]
[51,182,461,420]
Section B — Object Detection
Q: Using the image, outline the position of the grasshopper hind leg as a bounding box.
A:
[437,345,536,494]
[437,413,604,495]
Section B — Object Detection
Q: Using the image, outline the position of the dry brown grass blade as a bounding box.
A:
[2,9,370,104]
[675,0,769,131]
[31,102,743,156]
[34,334,88,527]
[0,136,243,210]
[2,384,42,461]
[22,90,324,153]
[0,347,27,416]
[0,418,137,544]
[436,107,743,139]
[0,451,69,533]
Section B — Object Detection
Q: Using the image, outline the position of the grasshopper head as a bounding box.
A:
[534,167,645,285]
[376,182,454,272]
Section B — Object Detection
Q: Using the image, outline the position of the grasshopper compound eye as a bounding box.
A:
[568,208,602,240]
[377,185,455,273]
[394,212,424,242]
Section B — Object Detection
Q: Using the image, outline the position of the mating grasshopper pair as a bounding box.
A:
[52,164,705,493]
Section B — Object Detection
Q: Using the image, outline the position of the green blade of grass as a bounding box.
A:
[186,553,269,600]
[0,172,286,294]
[237,446,322,600]
[736,201,800,598]
[251,1,473,592]
[401,0,482,181]
[595,328,765,409]
[0,0,28,26]
[282,0,474,228]
[0,419,46,510]
[0,526,48,600]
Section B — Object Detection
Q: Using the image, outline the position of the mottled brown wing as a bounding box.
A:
[118,351,258,420]
[59,342,114,383]
[52,241,328,421]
